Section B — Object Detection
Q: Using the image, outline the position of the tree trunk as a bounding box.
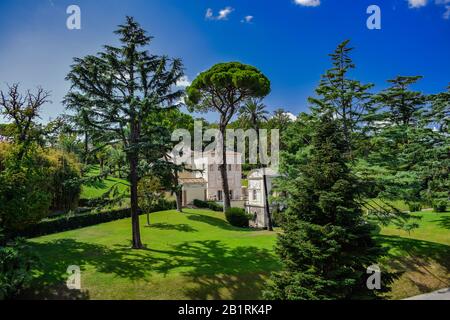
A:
[262,167,273,231]
[219,128,231,212]
[257,128,273,231]
[129,151,143,249]
[84,130,89,165]
[176,189,183,213]
[146,212,151,227]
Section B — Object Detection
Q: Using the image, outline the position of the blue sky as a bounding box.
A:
[0,0,449,122]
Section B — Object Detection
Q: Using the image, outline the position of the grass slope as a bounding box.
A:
[25,209,449,300]
[377,212,450,299]
[80,167,130,200]
[26,209,279,300]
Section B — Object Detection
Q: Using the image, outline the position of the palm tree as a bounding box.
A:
[239,99,274,231]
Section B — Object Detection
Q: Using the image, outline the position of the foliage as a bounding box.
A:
[186,61,271,212]
[193,199,225,212]
[64,16,185,249]
[308,40,374,157]
[207,202,224,212]
[225,208,251,228]
[265,113,390,300]
[138,175,164,225]
[433,200,448,213]
[193,199,209,208]
[44,149,82,211]
[0,232,38,300]
[408,203,422,213]
[0,144,52,234]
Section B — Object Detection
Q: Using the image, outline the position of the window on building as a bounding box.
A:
[229,190,233,200]
[253,190,257,201]
[209,164,214,171]
[218,190,223,201]
[228,164,232,171]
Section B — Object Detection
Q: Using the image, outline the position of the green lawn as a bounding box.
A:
[80,167,129,200]
[23,209,449,300]
[25,209,279,300]
[376,211,450,299]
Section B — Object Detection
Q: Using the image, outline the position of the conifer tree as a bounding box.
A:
[308,40,374,157]
[64,17,184,249]
[265,112,387,300]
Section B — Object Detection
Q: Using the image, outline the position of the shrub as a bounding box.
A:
[272,208,285,228]
[0,144,82,234]
[193,199,208,208]
[0,233,38,300]
[225,208,251,228]
[0,168,52,233]
[408,203,422,213]
[433,200,448,213]
[207,201,224,212]
[43,149,82,212]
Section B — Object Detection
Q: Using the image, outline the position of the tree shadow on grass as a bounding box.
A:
[432,215,450,230]
[169,241,279,300]
[375,235,450,295]
[19,283,90,300]
[24,239,279,300]
[186,214,254,232]
[146,223,198,233]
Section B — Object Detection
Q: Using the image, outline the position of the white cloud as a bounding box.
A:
[406,0,450,19]
[218,7,234,20]
[241,15,254,23]
[294,0,321,7]
[443,5,450,18]
[285,112,298,121]
[407,0,428,8]
[205,8,214,20]
[205,7,234,21]
[176,76,191,88]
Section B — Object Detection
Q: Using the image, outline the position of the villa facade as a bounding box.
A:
[179,151,243,206]
[245,168,279,229]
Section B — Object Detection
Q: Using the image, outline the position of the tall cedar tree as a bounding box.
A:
[64,17,184,249]
[367,76,428,206]
[308,40,373,158]
[265,113,387,300]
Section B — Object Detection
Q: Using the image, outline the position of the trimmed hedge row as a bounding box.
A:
[193,199,224,212]
[17,200,177,239]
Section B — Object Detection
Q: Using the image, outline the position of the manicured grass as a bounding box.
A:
[377,211,450,299]
[25,209,279,300]
[80,167,129,200]
[24,208,449,300]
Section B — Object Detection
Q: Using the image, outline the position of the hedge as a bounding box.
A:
[16,200,177,238]
[225,208,252,228]
[193,199,224,212]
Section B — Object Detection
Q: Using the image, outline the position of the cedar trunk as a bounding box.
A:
[129,151,143,249]
[176,189,183,213]
[219,127,231,212]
